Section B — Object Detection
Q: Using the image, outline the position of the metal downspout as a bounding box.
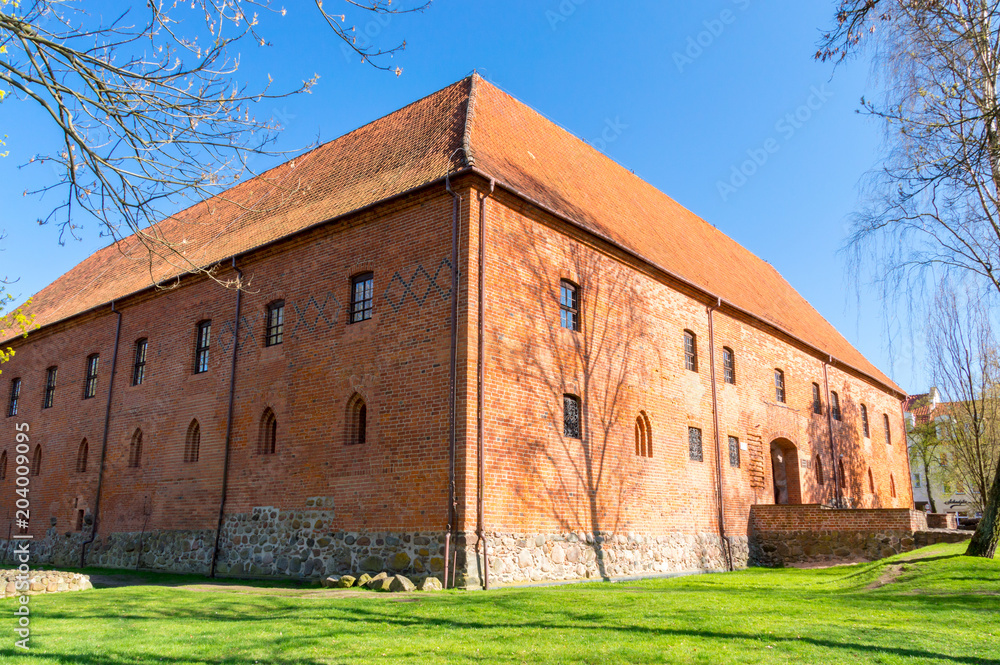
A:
[80,302,122,567]
[823,359,843,508]
[706,299,732,571]
[444,170,462,589]
[477,178,495,590]
[210,259,243,577]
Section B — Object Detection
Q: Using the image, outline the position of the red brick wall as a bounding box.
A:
[750,504,928,533]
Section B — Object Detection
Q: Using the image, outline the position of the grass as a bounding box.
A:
[0,542,996,664]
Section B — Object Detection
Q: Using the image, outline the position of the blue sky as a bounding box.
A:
[0,0,927,393]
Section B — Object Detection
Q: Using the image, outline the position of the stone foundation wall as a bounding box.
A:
[0,570,92,598]
[476,532,749,585]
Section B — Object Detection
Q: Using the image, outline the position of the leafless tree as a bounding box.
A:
[929,284,1000,519]
[0,0,428,286]
[819,0,1000,557]
[907,418,944,512]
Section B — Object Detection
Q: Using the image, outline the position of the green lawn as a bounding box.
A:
[1,542,997,664]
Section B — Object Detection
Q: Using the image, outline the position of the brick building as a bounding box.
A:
[0,75,911,587]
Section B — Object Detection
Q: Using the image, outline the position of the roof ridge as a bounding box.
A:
[462,73,479,167]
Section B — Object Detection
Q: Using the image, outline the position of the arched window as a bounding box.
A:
[861,404,870,438]
[815,456,825,486]
[683,331,698,372]
[722,347,735,384]
[890,474,897,498]
[128,429,143,468]
[635,411,652,457]
[258,408,277,454]
[812,383,822,415]
[868,467,875,494]
[31,445,42,476]
[774,369,786,403]
[77,439,88,473]
[831,391,842,421]
[838,458,847,488]
[346,394,367,445]
[0,450,6,480]
[883,414,892,445]
[185,420,201,463]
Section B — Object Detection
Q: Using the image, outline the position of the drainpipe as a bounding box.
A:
[476,178,495,590]
[209,259,243,578]
[444,169,462,589]
[823,359,843,508]
[80,302,122,568]
[706,298,732,571]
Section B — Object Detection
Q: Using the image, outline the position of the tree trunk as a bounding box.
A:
[923,459,938,514]
[965,453,1000,558]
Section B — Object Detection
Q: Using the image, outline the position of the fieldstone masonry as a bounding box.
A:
[0,570,92,598]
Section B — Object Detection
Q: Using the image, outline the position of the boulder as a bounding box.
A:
[417,576,443,591]
[321,576,340,588]
[334,575,356,588]
[389,551,411,571]
[367,576,393,592]
[356,573,372,587]
[389,575,416,592]
[360,556,383,572]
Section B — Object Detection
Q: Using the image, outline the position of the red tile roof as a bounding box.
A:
[10,74,901,395]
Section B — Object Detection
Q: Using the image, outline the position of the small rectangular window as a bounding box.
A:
[861,404,870,438]
[722,347,735,384]
[266,301,285,346]
[812,383,822,415]
[7,378,20,417]
[351,273,374,323]
[774,369,785,403]
[195,321,211,374]
[43,367,57,409]
[831,391,841,421]
[132,339,148,386]
[559,281,579,331]
[688,426,703,462]
[84,355,100,399]
[563,394,581,439]
[728,435,740,468]
[684,331,698,372]
[914,473,921,488]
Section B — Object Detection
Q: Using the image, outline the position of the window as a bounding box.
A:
[728,435,740,468]
[31,445,41,476]
[185,420,201,463]
[128,429,143,468]
[132,339,148,386]
[831,391,842,421]
[943,480,952,494]
[347,394,367,445]
[940,452,948,467]
[635,411,652,457]
[722,347,735,384]
[43,367,57,409]
[7,378,20,416]
[75,509,85,532]
[84,354,100,399]
[684,331,698,372]
[914,473,921,488]
[0,450,6,480]
[815,456,825,486]
[688,426,703,462]
[194,321,211,374]
[838,458,847,488]
[890,474,897,498]
[350,273,374,323]
[266,301,285,346]
[812,383,822,415]
[563,394,581,439]
[774,369,785,403]
[76,439,88,473]
[868,468,875,494]
[258,408,277,454]
[559,280,579,331]
[861,404,870,438]
[883,414,892,445]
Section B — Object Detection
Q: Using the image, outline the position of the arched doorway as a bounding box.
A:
[769,438,802,505]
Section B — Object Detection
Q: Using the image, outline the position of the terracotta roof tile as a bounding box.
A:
[11,74,901,395]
